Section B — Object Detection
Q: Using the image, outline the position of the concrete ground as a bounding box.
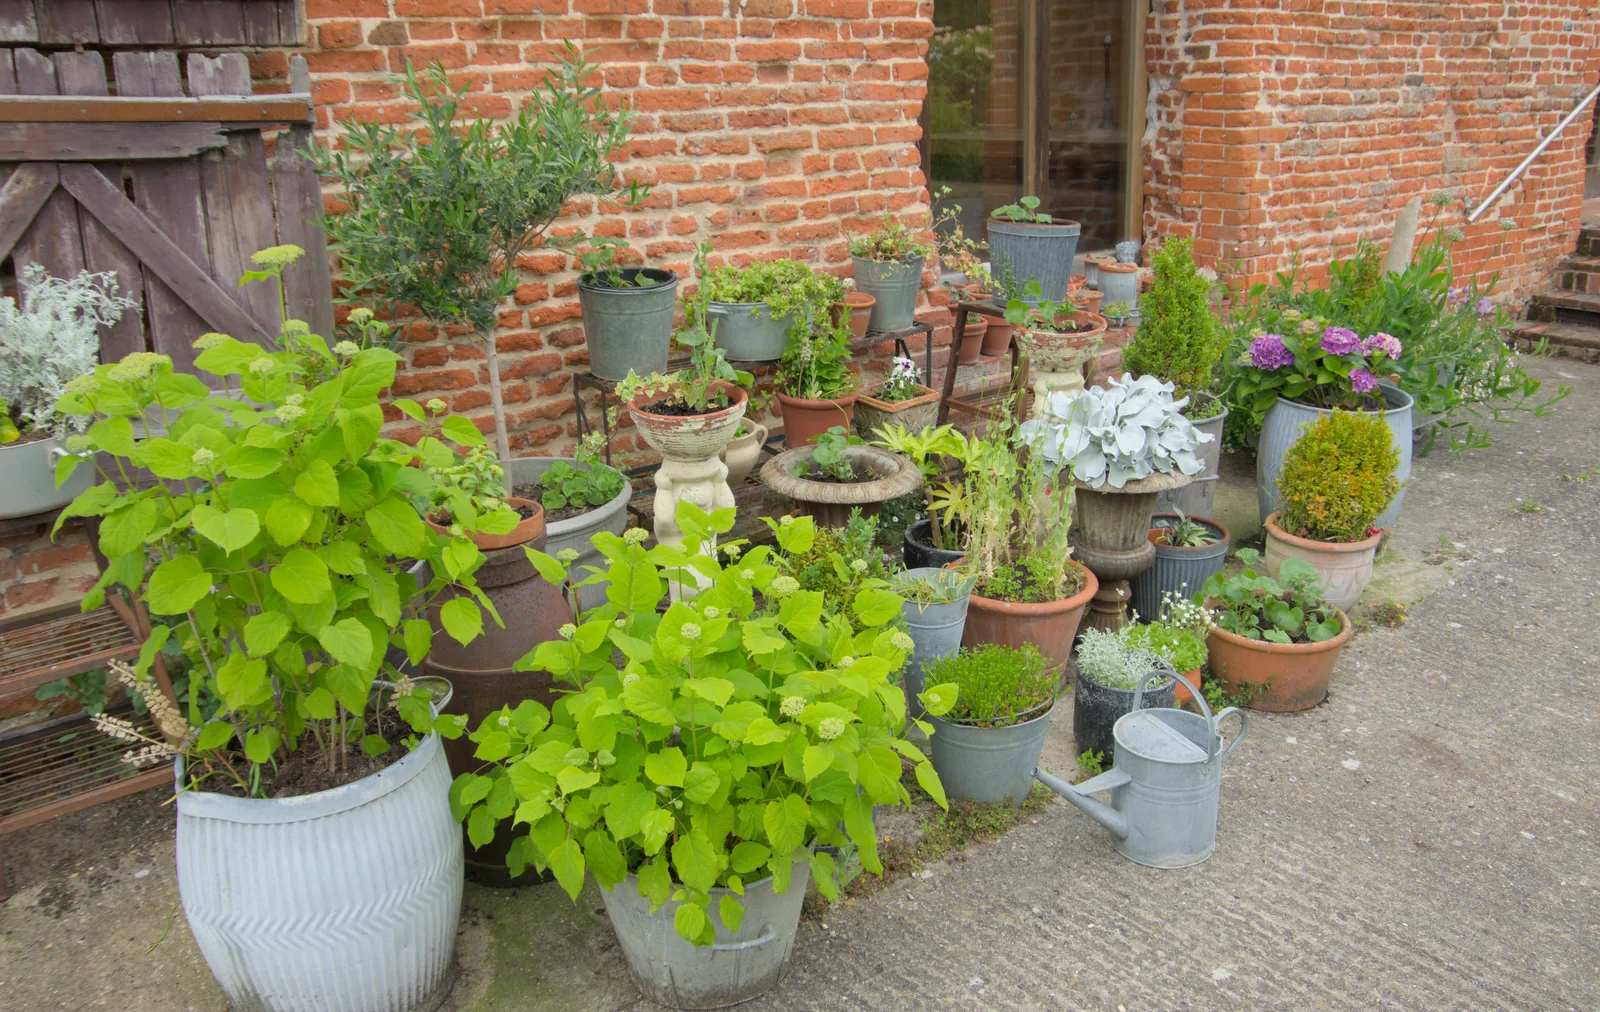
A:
[2,355,1597,1011]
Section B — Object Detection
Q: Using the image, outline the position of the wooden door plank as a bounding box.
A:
[0,122,229,161]
[0,163,58,263]
[57,51,146,364]
[9,49,87,287]
[0,1,39,44]
[0,50,16,97]
[0,95,315,124]
[94,0,175,45]
[271,54,334,339]
[278,0,304,46]
[114,51,214,376]
[59,164,272,345]
[173,1,246,46]
[243,1,280,46]
[36,0,99,45]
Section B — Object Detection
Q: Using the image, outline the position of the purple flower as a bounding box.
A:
[1476,297,1494,316]
[1361,332,1403,359]
[1350,367,1378,394]
[1320,326,1361,355]
[1448,286,1468,306]
[1248,333,1295,371]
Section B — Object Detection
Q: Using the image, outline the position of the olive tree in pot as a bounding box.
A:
[923,643,1059,805]
[457,510,954,1010]
[314,50,645,463]
[0,265,135,519]
[1263,410,1399,612]
[760,426,923,528]
[849,216,933,332]
[1073,627,1176,767]
[55,260,496,1012]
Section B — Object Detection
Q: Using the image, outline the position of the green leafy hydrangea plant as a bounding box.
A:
[453,507,954,945]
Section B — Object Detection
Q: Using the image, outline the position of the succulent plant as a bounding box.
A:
[1021,374,1213,489]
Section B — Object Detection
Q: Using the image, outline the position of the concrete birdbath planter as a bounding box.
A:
[759,439,921,528]
[626,381,747,556]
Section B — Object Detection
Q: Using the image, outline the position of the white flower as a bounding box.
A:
[284,392,304,407]
[190,447,216,466]
[559,623,577,640]
[817,717,845,741]
[615,617,626,628]
[779,515,794,526]
[498,713,511,727]
[247,357,274,374]
[425,398,447,414]
[333,340,360,356]
[702,606,720,619]
[771,575,799,595]
[623,673,640,686]
[740,569,755,581]
[780,695,806,717]
[274,404,306,422]
[891,631,915,652]
[556,548,579,563]
[723,544,742,560]
[680,622,702,641]
[624,528,649,545]
[838,655,855,668]
[192,332,229,350]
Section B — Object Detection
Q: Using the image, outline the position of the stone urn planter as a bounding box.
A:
[759,444,922,528]
[1205,602,1352,712]
[503,457,632,612]
[578,267,679,383]
[987,215,1080,303]
[1257,383,1413,529]
[775,390,857,448]
[175,701,463,1012]
[1015,314,1105,415]
[853,383,940,439]
[852,255,923,332]
[927,700,1057,806]
[1262,512,1380,613]
[1154,394,1227,517]
[717,421,768,488]
[425,496,546,552]
[1071,471,1194,633]
[961,560,1099,676]
[895,567,972,716]
[627,382,747,555]
[0,434,93,519]
[707,300,795,363]
[1130,513,1231,623]
[833,291,876,338]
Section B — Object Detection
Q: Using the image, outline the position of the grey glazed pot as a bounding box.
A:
[0,435,93,519]
[1129,513,1231,623]
[987,216,1080,303]
[1154,394,1227,518]
[578,268,679,382]
[707,301,796,362]
[895,567,972,717]
[851,255,923,332]
[1256,383,1413,529]
[927,700,1057,806]
[502,457,631,612]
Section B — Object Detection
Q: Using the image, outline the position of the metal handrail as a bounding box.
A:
[1468,80,1600,222]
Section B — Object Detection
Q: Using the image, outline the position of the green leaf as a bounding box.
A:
[294,459,342,507]
[682,677,734,708]
[243,610,292,657]
[857,745,903,804]
[851,587,904,627]
[637,856,672,911]
[779,590,823,634]
[802,744,832,782]
[918,682,959,717]
[317,618,373,669]
[216,655,268,710]
[719,894,745,933]
[244,727,280,764]
[442,537,480,580]
[523,547,568,585]
[340,402,384,458]
[674,902,708,945]
[226,444,287,479]
[88,416,136,456]
[467,805,497,849]
[763,794,809,857]
[810,849,840,902]
[638,809,674,855]
[403,618,433,665]
[645,746,687,788]
[190,504,260,553]
[671,832,719,892]
[132,437,196,480]
[98,498,158,558]
[265,497,313,546]
[730,841,770,874]
[547,836,586,901]
[302,687,336,720]
[604,781,656,839]
[195,720,234,751]
[325,664,375,715]
[271,547,332,605]
[915,760,948,810]
[367,495,428,558]
[457,773,494,807]
[360,734,389,758]
[441,414,488,447]
[843,790,882,875]
[146,555,212,614]
[316,540,367,576]
[440,597,483,646]
[584,828,628,889]
[394,398,425,422]
[623,677,676,726]
[682,762,721,804]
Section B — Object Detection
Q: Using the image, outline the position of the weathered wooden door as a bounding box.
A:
[0,48,331,375]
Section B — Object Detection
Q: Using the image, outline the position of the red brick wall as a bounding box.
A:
[249,0,947,456]
[0,522,97,618]
[1143,0,1600,303]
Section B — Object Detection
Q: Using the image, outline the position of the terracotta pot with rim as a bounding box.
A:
[832,291,876,339]
[1075,289,1105,316]
[626,380,748,461]
[980,315,1013,357]
[775,390,857,448]
[1204,600,1352,712]
[426,496,546,551]
[1261,511,1381,613]
[951,559,1099,677]
[958,315,987,363]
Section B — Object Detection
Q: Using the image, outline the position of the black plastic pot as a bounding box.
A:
[1072,670,1175,766]
[903,518,965,570]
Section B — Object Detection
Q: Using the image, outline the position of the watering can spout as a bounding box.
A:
[1033,767,1130,840]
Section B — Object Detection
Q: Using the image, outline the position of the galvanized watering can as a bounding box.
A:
[1034,665,1248,868]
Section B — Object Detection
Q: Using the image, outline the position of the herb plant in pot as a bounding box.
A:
[693,258,844,363]
[986,195,1081,304]
[853,355,939,438]
[774,309,858,447]
[1130,510,1230,625]
[55,268,489,1012]
[1003,283,1106,409]
[895,567,974,716]
[1123,594,1211,706]
[505,432,633,611]
[849,216,933,332]
[923,643,1059,805]
[1201,549,1352,712]
[1263,410,1399,612]
[575,238,679,382]
[760,426,923,528]
[423,442,545,551]
[0,265,135,519]
[457,509,953,1009]
[1073,627,1175,766]
[870,423,972,569]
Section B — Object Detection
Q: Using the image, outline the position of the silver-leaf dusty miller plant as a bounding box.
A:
[0,264,134,436]
[1074,627,1164,690]
[1021,374,1212,488]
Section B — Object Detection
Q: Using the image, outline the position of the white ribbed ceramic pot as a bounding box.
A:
[175,731,463,1012]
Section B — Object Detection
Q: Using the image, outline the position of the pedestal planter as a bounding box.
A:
[853,384,940,439]
[425,497,545,552]
[718,422,768,488]
[707,301,795,362]
[1071,472,1194,633]
[503,457,631,612]
[759,445,921,528]
[1095,260,1140,317]
[852,255,923,332]
[897,567,971,716]
[1262,512,1380,613]
[775,391,856,448]
[1154,395,1227,517]
[987,216,1080,303]
[1129,514,1231,624]
[578,268,679,383]
[961,561,1098,675]
[1015,314,1105,416]
[1073,670,1175,766]
[903,518,965,570]
[175,731,463,1012]
[834,292,876,338]
[1257,383,1412,528]
[0,435,93,519]
[1205,604,1352,712]
[627,383,746,572]
[601,862,811,1010]
[927,701,1056,806]
[958,316,986,363]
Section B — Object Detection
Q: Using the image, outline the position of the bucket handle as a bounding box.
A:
[712,927,776,952]
[1211,707,1250,762]
[1133,661,1218,761]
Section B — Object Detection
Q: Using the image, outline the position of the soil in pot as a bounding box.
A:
[904,518,965,570]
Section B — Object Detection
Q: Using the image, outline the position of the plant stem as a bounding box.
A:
[481,323,511,461]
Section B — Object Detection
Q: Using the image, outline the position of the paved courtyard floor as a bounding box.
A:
[1,354,1596,1011]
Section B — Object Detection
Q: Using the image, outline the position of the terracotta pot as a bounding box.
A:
[833,292,876,339]
[775,390,858,448]
[1204,602,1352,712]
[1174,666,1203,707]
[1067,273,1087,294]
[626,381,748,461]
[426,497,546,551]
[980,316,1013,357]
[718,421,769,487]
[959,560,1099,676]
[853,383,940,438]
[1075,289,1105,316]
[958,316,987,363]
[759,445,923,528]
[1261,512,1380,613]
[1015,313,1106,371]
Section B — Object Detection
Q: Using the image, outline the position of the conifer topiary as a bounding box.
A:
[1276,411,1400,542]
[1122,237,1223,407]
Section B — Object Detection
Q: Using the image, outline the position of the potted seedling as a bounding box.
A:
[1003,282,1106,396]
[923,643,1059,805]
[693,258,844,363]
[760,426,922,528]
[849,216,934,332]
[870,422,973,570]
[1074,627,1176,766]
[1130,509,1231,624]
[774,307,858,448]
[853,355,940,438]
[986,195,1081,304]
[1263,410,1400,611]
[575,237,680,382]
[1200,548,1352,712]
[0,265,134,519]
[1103,300,1132,328]
[423,443,544,552]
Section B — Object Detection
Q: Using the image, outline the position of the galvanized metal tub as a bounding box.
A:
[1154,396,1227,517]
[986,217,1080,304]
[578,268,679,383]
[175,731,462,1012]
[1257,383,1412,529]
[707,301,795,362]
[502,456,631,613]
[851,256,923,332]
[0,435,93,519]
[1129,513,1231,623]
[895,567,971,717]
[926,700,1056,806]
[601,861,811,1009]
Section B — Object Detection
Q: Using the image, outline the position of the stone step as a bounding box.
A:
[1554,254,1600,293]
[1577,225,1600,258]
[1508,319,1600,362]
[1527,288,1600,324]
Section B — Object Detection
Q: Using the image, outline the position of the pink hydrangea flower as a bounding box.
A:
[1350,367,1378,394]
[1320,326,1361,355]
[1248,333,1294,370]
[1361,332,1403,359]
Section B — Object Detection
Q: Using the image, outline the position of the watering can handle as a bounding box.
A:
[1212,707,1249,762]
[1132,660,1210,721]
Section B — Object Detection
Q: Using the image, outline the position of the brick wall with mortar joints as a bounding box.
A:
[1142,0,1600,309]
[243,0,955,459]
